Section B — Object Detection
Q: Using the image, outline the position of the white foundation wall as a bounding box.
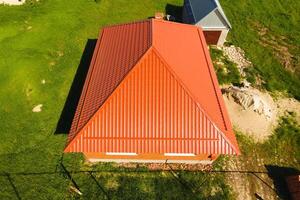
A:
[217,29,229,46]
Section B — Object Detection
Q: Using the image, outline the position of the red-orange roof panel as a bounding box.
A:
[67,20,152,144]
[152,20,238,151]
[65,19,239,155]
[65,49,237,154]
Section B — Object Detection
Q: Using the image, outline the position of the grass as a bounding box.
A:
[236,113,300,170]
[220,0,300,99]
[209,47,241,85]
[261,113,299,167]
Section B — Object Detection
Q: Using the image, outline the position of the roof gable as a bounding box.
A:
[187,0,231,28]
[65,48,238,154]
[197,9,229,28]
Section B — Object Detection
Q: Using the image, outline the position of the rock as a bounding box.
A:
[69,186,82,195]
[216,61,224,66]
[242,80,251,88]
[222,45,252,77]
[223,86,272,119]
[32,104,43,112]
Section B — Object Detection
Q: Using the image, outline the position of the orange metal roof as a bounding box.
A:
[65,19,239,155]
[67,20,151,143]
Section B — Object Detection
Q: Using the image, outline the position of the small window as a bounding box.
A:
[106,152,137,156]
[164,153,195,157]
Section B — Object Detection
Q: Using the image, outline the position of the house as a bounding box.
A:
[182,0,231,45]
[64,19,240,164]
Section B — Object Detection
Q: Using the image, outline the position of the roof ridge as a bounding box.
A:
[64,47,154,152]
[195,28,228,131]
[195,28,239,153]
[73,32,104,132]
[65,31,104,146]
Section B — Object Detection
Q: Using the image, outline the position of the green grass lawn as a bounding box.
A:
[0,0,299,199]
[209,47,241,86]
[220,0,300,99]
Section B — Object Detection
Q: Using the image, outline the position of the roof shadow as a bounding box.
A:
[54,39,97,134]
[265,165,299,200]
[165,3,183,22]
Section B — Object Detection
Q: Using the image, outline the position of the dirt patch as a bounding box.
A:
[251,22,299,74]
[276,98,300,122]
[222,86,300,142]
[223,87,276,141]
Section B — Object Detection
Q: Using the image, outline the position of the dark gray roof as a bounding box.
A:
[188,0,231,28]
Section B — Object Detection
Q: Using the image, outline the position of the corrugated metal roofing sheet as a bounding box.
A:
[67,20,152,144]
[152,20,238,151]
[65,19,239,155]
[65,49,236,154]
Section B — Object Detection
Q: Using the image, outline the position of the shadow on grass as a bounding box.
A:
[4,173,21,200]
[265,165,299,200]
[89,172,111,200]
[55,39,97,134]
[0,166,285,199]
[165,3,183,22]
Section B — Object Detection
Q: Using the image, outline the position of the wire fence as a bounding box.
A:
[0,160,280,200]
